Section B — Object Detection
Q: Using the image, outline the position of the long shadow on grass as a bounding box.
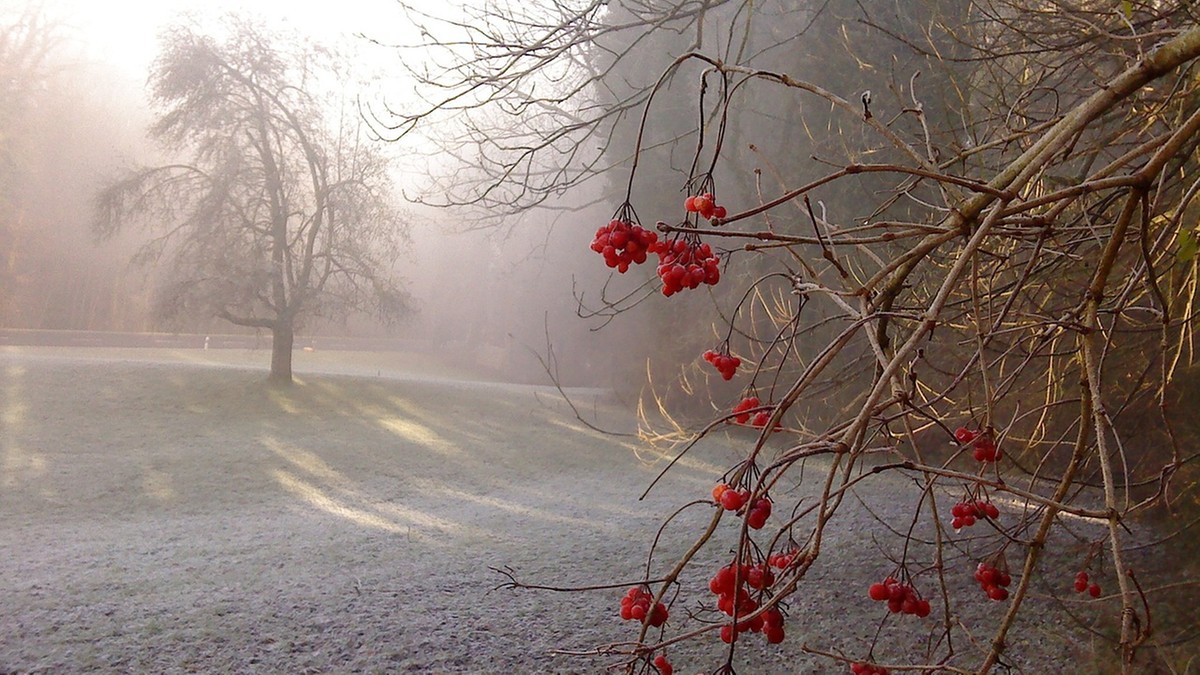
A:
[254,373,727,541]
[0,354,724,553]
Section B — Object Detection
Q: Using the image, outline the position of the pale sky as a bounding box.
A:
[46,0,413,79]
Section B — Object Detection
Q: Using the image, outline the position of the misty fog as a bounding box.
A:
[0,6,673,670]
[5,2,1193,673]
[0,1,648,392]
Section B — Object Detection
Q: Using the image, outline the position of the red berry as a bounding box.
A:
[736,614,761,633]
[868,583,889,601]
[721,489,746,511]
[1074,578,1088,593]
[747,508,768,530]
[712,568,734,595]
[769,551,796,569]
[764,624,785,643]
[738,593,757,616]
[731,396,759,424]
[954,427,977,443]
[653,654,673,675]
[973,437,998,462]
[975,563,1012,600]
[1088,583,1101,598]
[746,564,774,590]
[648,602,669,626]
[717,594,734,616]
[712,483,728,502]
[590,218,664,274]
[621,587,669,625]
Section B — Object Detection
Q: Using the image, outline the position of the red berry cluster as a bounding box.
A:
[731,396,760,423]
[729,396,782,430]
[712,483,748,511]
[746,496,772,529]
[1074,571,1101,598]
[684,192,728,221]
[591,218,659,273]
[652,655,673,675]
[950,499,999,529]
[867,577,931,617]
[709,565,756,618]
[974,563,1011,601]
[751,409,781,430]
[850,663,890,675]
[768,549,799,569]
[703,349,741,380]
[745,562,775,590]
[712,484,772,529]
[955,427,1001,463]
[708,564,785,643]
[761,606,786,644]
[619,586,668,626]
[656,238,720,296]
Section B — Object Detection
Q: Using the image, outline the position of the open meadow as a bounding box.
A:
[0,347,1112,673]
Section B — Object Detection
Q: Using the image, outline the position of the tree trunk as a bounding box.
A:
[269,320,294,385]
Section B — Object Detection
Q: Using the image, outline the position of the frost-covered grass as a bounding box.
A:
[0,347,1093,673]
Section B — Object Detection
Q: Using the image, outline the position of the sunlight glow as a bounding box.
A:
[374,415,462,457]
[272,469,465,537]
[1,366,27,427]
[266,387,301,415]
[435,485,616,532]
[262,435,351,485]
[274,469,405,533]
[2,364,44,489]
[263,434,474,538]
[59,0,410,79]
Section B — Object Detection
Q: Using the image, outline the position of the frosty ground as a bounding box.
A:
[0,347,1103,673]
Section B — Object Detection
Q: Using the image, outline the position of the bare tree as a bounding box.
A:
[0,3,148,331]
[375,1,1200,673]
[366,0,764,217]
[0,3,62,321]
[96,17,408,384]
[0,2,61,164]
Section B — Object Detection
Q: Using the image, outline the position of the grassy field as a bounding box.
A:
[0,347,1134,673]
[0,347,759,673]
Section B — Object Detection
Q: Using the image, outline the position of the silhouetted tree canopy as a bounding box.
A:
[96,17,409,384]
